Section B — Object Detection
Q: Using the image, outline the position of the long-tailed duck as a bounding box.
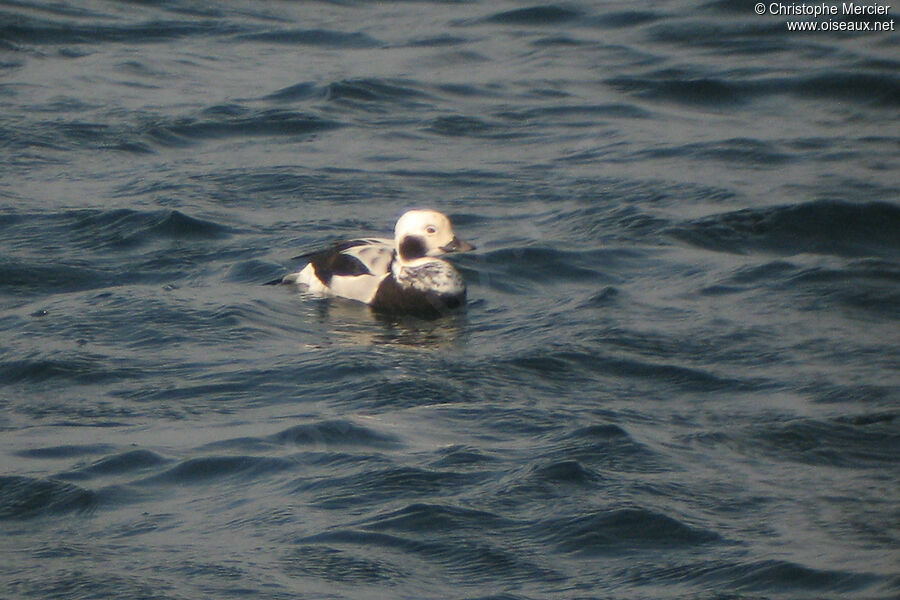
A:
[278,210,475,317]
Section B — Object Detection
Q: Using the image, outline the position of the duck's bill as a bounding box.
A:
[440,237,476,253]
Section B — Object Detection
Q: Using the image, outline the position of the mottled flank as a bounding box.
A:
[1,1,898,600]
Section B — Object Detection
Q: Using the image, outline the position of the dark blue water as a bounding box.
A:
[2,1,898,598]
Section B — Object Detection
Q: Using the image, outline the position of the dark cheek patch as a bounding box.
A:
[399,235,427,261]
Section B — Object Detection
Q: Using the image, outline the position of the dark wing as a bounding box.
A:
[303,240,373,286]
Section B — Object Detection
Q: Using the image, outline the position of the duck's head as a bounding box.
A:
[394,209,475,262]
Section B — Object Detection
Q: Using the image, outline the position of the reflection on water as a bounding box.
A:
[287,288,470,350]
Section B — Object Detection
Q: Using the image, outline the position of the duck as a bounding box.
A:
[278,210,475,317]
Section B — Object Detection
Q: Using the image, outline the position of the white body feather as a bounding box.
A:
[288,238,393,303]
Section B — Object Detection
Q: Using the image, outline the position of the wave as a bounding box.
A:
[503,347,764,393]
[0,354,144,385]
[700,255,900,319]
[336,374,470,411]
[747,413,900,468]
[144,108,343,146]
[66,449,170,478]
[0,475,96,520]
[499,102,652,122]
[234,28,380,48]
[0,14,244,45]
[530,459,601,486]
[632,557,884,594]
[607,70,900,108]
[361,502,512,534]
[478,5,583,26]
[14,443,115,459]
[672,200,900,259]
[686,412,900,469]
[323,77,432,111]
[270,419,402,449]
[0,208,237,299]
[590,10,660,28]
[263,82,324,103]
[298,466,486,510]
[533,507,721,554]
[429,446,496,470]
[474,246,603,288]
[425,115,505,139]
[298,525,561,584]
[542,423,666,474]
[0,259,111,296]
[607,74,749,106]
[3,107,342,154]
[78,208,230,246]
[281,544,405,585]
[0,207,227,248]
[634,137,793,166]
[140,455,294,486]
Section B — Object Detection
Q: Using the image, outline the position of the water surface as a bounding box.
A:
[1,1,898,599]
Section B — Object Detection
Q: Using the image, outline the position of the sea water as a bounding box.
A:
[1,2,898,599]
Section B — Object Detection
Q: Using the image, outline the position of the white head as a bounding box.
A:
[394,209,475,263]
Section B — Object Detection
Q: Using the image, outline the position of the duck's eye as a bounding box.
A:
[425,226,437,235]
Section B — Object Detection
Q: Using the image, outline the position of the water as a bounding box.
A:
[1,1,898,598]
